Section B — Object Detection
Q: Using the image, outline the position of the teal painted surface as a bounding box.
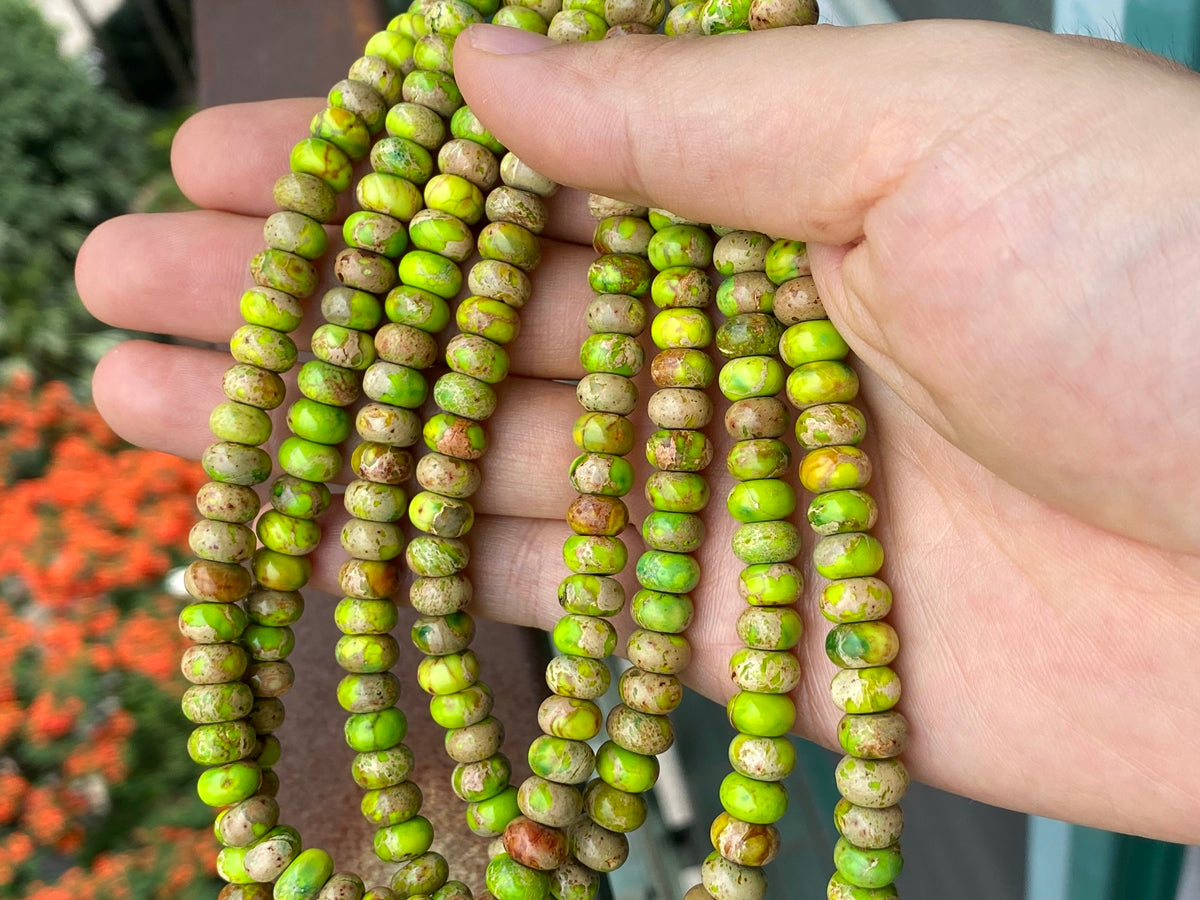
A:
[1125,0,1200,67]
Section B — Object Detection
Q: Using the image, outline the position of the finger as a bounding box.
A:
[79,210,597,380]
[171,98,598,244]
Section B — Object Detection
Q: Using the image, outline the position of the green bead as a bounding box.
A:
[701,0,751,31]
[297,360,360,407]
[337,673,401,713]
[732,520,800,564]
[413,32,454,74]
[336,634,401,674]
[715,313,784,358]
[837,711,909,760]
[345,708,408,752]
[727,690,795,737]
[588,254,651,296]
[357,172,423,220]
[647,225,713,269]
[344,211,409,258]
[425,173,485,225]
[640,511,704,553]
[425,0,483,37]
[826,622,900,669]
[271,475,333,520]
[278,436,341,483]
[466,785,520,836]
[256,510,321,556]
[251,548,311,591]
[486,853,551,900]
[527,735,595,784]
[406,536,469,577]
[787,360,860,408]
[557,575,624,618]
[832,798,905,850]
[808,490,878,535]
[830,667,901,714]
[573,413,634,455]
[651,265,713,309]
[718,356,786,401]
[780,320,850,366]
[715,271,775,317]
[583,780,647,834]
[374,816,436,868]
[492,4,549,31]
[364,28,416,70]
[361,782,422,827]
[241,287,304,331]
[352,746,415,790]
[423,413,486,459]
[579,333,644,376]
[728,732,796,781]
[827,872,899,900]
[230,325,297,373]
[251,249,318,298]
[539,696,603,742]
[800,445,872,493]
[822,578,894,624]
[334,597,400,634]
[244,590,304,627]
[275,848,334,899]
[796,402,868,449]
[765,239,809,285]
[569,453,635,497]
[182,682,254,724]
[215,845,252,884]
[197,760,261,807]
[311,324,376,371]
[552,614,617,659]
[344,480,408,523]
[563,535,627,575]
[410,209,474,259]
[737,606,803,650]
[835,756,910,810]
[595,741,658,793]
[274,172,336,223]
[450,104,504,154]
[651,347,714,387]
[645,429,711,472]
[371,136,434,185]
[635,550,699,593]
[241,623,295,660]
[398,249,463,299]
[814,533,885,579]
[630,589,693,633]
[451,754,511,802]
[187,720,256,765]
[310,106,371,160]
[416,650,479,695]
[446,334,510,384]
[730,648,801,694]
[719,771,788,824]
[549,7,607,40]
[726,478,796,524]
[593,215,654,256]
[478,221,541,271]
[290,137,352,192]
[433,372,497,421]
[546,655,611,700]
[650,307,712,350]
[385,285,451,331]
[727,439,790,480]
[387,101,447,150]
[409,491,475,537]
[645,471,709,513]
[363,362,428,409]
[430,683,493,728]
[178,601,247,644]
[287,398,351,445]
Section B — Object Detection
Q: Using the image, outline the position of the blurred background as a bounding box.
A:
[1,0,1197,898]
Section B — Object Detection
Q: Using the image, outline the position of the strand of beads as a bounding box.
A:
[180,22,423,900]
[681,229,801,900]
[766,239,908,900]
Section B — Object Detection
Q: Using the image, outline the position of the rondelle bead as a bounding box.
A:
[605,0,667,26]
[527,735,595,784]
[271,476,333,520]
[412,611,475,655]
[648,224,713,270]
[197,760,262,807]
[184,559,252,603]
[311,324,377,371]
[737,606,803,651]
[257,510,321,557]
[641,511,704,553]
[646,471,709,513]
[416,649,479,695]
[493,3,551,30]
[635,550,700,594]
[651,265,713,309]
[290,137,352,191]
[287,398,352,446]
[353,443,413,484]
[478,221,542,271]
[409,574,472,616]
[715,271,775,317]
[518,775,584,828]
[833,798,904,850]
[439,138,500,190]
[568,817,629,873]
[337,673,401,714]
[631,588,694,633]
[835,756,910,809]
[538,696,603,742]
[726,478,796,523]
[566,495,629,537]
[838,711,909,760]
[336,249,398,295]
[787,360,859,409]
[814,532,885,579]
[606,703,674,756]
[831,666,901,714]
[809,489,878,535]
[424,173,485,225]
[738,562,803,607]
[362,362,427,410]
[182,642,248,685]
[580,332,644,377]
[330,77,387,132]
[651,307,713,350]
[413,31,454,74]
[701,851,767,900]
[728,733,796,782]
[501,816,570,871]
[408,209,474,261]
[223,362,287,410]
[316,873,366,900]
[725,397,789,440]
[651,348,715,391]
[390,852,448,897]
[826,872,898,900]
[409,491,475,538]
[719,357,785,401]
[344,481,407,525]
[469,258,531,308]
[430,683,494,728]
[190,520,256,564]
[486,852,551,900]
[550,858,600,900]
[647,388,712,429]
[586,295,646,338]
[278,437,341,483]
[731,520,801,564]
[179,602,248,644]
[415,453,482,499]
[772,275,825,324]
[274,172,337,223]
[245,589,305,626]
[243,825,302,882]
[626,629,691,675]
[577,373,639,415]
[183,681,254,724]
[593,216,654,256]
[710,811,781,867]
[387,101,447,150]
[588,253,652,296]
[826,622,900,669]
[241,624,296,662]
[716,313,784,359]
[574,412,635,455]
[188,720,256,765]
[334,597,399,635]
[451,753,511,802]
[230,325,297,374]
[385,284,451,332]
[241,286,305,333]
[361,780,422,825]
[457,295,522,345]
[351,746,415,791]
[583,778,647,833]
[215,794,280,847]
[727,690,795,738]
[251,249,318,298]
[570,452,635,497]
[779,319,850,367]
[310,104,370,160]
[822,577,893,623]
[545,654,611,700]
[406,536,469,577]
[553,614,617,658]
[486,185,549,234]
[372,322,439,370]
[335,634,401,674]
[297,360,361,407]
[447,718,505,764]
[713,231,770,274]
[729,648,801,694]
[499,152,557,196]
[719,771,788,826]
[374,816,435,861]
[344,210,410,259]
[618,668,683,715]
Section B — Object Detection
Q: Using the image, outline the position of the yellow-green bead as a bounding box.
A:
[796,402,868,449]
[563,535,628,575]
[737,607,803,651]
[424,173,485,225]
[334,597,400,635]
[297,360,360,407]
[274,172,337,223]
[453,298,519,348]
[337,672,401,713]
[645,471,709,513]
[800,445,872,493]
[651,347,714,388]
[372,136,435,187]
[430,683,494,729]
[362,361,427,410]
[478,221,542,271]
[406,536,469,577]
[647,224,713,270]
[548,7,608,41]
[230,324,297,373]
[466,785,521,836]
[580,333,644,377]
[644,428,711,473]
[764,239,809,284]
[222,363,287,410]
[413,31,454,73]
[780,320,850,366]
[197,760,261,807]
[446,334,510,384]
[386,101,445,150]
[630,589,693,634]
[187,720,256,765]
[241,285,305,331]
[209,401,272,446]
[365,28,416,70]
[290,137,352,192]
[423,413,486,460]
[665,0,703,33]
[787,360,860,409]
[286,398,350,446]
[635,550,700,593]
[492,3,550,30]
[182,682,254,724]
[808,489,878,535]
[409,491,475,538]
[450,104,504,154]
[329,78,386,133]
[251,548,311,591]
[409,209,474,260]
[425,0,483,36]
[557,575,624,617]
[527,735,595,784]
[278,437,341,483]
[833,798,905,850]
[830,667,901,714]
[486,853,551,900]
[731,520,800,564]
[374,817,435,862]
[728,732,796,781]
[718,356,786,401]
[553,614,617,659]
[361,782,423,827]
[837,711,909,760]
[345,708,408,752]
[570,452,635,497]
[595,741,658,794]
[715,271,776,317]
[271,475,333,520]
[310,106,371,160]
[215,845,253,884]
[256,510,321,556]
[398,249,463,299]
[727,690,795,737]
[826,622,900,669]
[417,650,479,695]
[641,511,704,553]
[344,211,409,258]
[827,872,899,900]
[588,253,651,296]
[351,746,415,791]
[726,478,796,523]
[814,532,885,579]
[538,696,603,742]
[583,780,647,834]
[727,439,790,481]
[651,307,712,350]
[821,577,893,624]
[451,754,511,802]
[358,172,423,221]
[385,285,451,332]
[241,623,295,660]
[715,312,784,358]
[309,325,376,372]
[251,249,318,298]
[729,648,801,694]
[336,634,401,674]
[651,265,712,309]
[573,412,635,455]
[701,0,751,31]
[718,771,788,825]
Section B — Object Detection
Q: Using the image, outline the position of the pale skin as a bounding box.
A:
[77,20,1200,845]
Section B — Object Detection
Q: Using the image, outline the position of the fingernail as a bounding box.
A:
[462,23,557,54]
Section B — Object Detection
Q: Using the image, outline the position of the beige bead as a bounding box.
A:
[835,754,910,808]
[577,373,639,415]
[485,185,548,234]
[773,275,825,324]
[356,403,421,446]
[607,703,674,755]
[618,668,684,714]
[626,629,692,675]
[834,798,904,849]
[407,209,475,262]
[500,152,558,197]
[586,294,646,336]
[648,388,713,429]
[588,193,648,219]
[438,138,500,191]
[701,851,767,900]
[518,775,584,828]
[468,259,532,308]
[725,397,788,440]
[568,818,629,873]
[713,230,771,275]
[445,717,505,763]
[190,520,256,564]
[216,794,280,847]
[315,873,365,900]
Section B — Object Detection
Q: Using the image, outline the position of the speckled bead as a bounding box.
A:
[716,313,784,359]
[837,711,908,760]
[635,550,700,593]
[584,779,647,834]
[486,185,549,234]
[351,745,414,791]
[374,817,435,862]
[641,511,704,553]
[726,478,796,523]
[570,452,635,497]
[725,397,789,440]
[337,673,401,714]
[416,650,479,695]
[230,325,297,373]
[606,703,674,756]
[486,852,551,900]
[665,1,704,33]
[449,105,504,154]
[737,606,802,651]
[214,794,280,847]
[310,106,371,161]
[270,475,333,521]
[335,634,401,674]
[450,754,510,802]
[527,735,595,784]
[385,284,451,332]
[729,648,801,695]
[297,360,361,407]
[830,667,901,714]
[446,333,510,384]
[406,536,469,577]
[626,629,691,675]
[800,446,872,493]
[341,211,408,258]
[651,348,715,390]
[715,271,775,317]
[566,494,628,537]
[833,798,904,850]
[493,3,551,30]
[569,817,630,874]
[826,622,899,669]
[430,683,493,729]
[835,756,909,809]
[334,596,399,636]
[552,614,617,659]
[710,812,781,867]
[386,102,447,151]
[187,720,256,765]
[651,265,713,309]
[618,667,683,715]
[545,654,612,700]
[251,249,318,298]
[557,576,624,618]
[243,826,302,882]
[821,578,893,623]
[550,858,600,900]
[222,363,287,410]
[409,574,471,616]
[390,853,448,898]
[408,491,475,538]
[290,137,353,192]
[274,172,337,223]
[468,259,531,308]
[731,521,801,565]
[645,471,709,513]
[577,373,639,415]
[439,138,500,191]
[373,324,438,371]
[330,78,387,133]
[197,482,260,526]
[408,209,474,261]
[592,216,654,256]
[423,413,487,460]
[183,559,252,603]
[586,295,646,338]
[580,333,644,377]
[647,388,713,429]
[518,775,584,828]
[413,31,455,73]
[728,733,796,782]
[538,695,604,742]
[361,780,422,828]
[718,357,785,402]
[795,403,868,450]
[814,532,885,579]
[726,439,790,481]
[712,230,770,274]
[183,681,254,724]
[588,254,652,296]
[189,519,256,563]
[573,412,635,455]
[701,851,767,900]
[244,589,304,627]
[457,295,522,345]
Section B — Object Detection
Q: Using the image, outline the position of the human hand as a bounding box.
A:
[79,18,1200,845]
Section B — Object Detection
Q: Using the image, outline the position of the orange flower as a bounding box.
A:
[0,769,29,824]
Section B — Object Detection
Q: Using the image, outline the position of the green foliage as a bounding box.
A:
[0,0,154,389]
